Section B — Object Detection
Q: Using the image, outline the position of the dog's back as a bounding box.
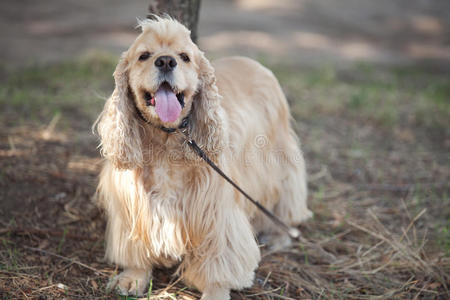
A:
[213,56,312,234]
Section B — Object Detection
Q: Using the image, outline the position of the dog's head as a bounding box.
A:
[127,17,201,126]
[95,16,224,169]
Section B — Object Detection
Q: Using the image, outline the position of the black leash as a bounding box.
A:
[178,128,300,240]
[135,107,301,239]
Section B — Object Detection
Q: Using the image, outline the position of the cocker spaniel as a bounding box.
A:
[94,16,312,300]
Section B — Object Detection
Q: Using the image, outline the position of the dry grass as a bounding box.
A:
[0,56,449,299]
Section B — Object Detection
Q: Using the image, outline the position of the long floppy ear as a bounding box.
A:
[94,53,143,169]
[190,52,227,158]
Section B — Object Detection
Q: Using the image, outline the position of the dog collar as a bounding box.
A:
[160,115,190,133]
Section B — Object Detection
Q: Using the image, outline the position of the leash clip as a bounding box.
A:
[179,126,191,141]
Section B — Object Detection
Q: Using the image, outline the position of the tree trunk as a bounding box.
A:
[148,0,201,44]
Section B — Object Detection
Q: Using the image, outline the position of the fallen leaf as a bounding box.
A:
[91,280,98,290]
[428,282,441,289]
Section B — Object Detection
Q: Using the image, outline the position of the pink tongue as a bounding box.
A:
[154,86,181,123]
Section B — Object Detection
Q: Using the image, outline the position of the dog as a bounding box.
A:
[94,16,312,300]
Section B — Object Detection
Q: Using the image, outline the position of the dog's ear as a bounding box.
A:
[190,52,226,158]
[94,52,143,169]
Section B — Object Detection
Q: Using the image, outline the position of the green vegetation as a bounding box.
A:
[1,54,448,133]
[271,63,449,131]
[0,53,116,127]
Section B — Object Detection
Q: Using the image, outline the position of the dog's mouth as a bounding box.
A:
[143,82,185,123]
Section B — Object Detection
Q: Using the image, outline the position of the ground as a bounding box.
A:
[0,0,449,299]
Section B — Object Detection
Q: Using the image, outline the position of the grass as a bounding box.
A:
[0,52,116,127]
[438,225,450,256]
[270,62,450,132]
[0,54,449,299]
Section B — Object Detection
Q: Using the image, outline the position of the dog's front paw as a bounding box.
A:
[201,286,230,300]
[107,268,151,297]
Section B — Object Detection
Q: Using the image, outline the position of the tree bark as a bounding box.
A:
[148,0,201,44]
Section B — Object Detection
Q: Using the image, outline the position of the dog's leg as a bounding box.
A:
[182,203,260,300]
[107,267,152,297]
[276,146,312,225]
[254,142,312,251]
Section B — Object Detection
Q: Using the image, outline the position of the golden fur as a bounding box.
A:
[94,16,312,300]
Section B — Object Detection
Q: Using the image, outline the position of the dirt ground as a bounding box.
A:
[0,0,449,299]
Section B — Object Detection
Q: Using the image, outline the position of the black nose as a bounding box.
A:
[154,55,177,72]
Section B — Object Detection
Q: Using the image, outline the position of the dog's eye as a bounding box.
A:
[138,52,151,61]
[179,53,190,63]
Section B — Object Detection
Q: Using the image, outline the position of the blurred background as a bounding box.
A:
[0,0,449,299]
[1,0,450,67]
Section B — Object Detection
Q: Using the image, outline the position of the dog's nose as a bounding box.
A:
[155,56,177,72]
